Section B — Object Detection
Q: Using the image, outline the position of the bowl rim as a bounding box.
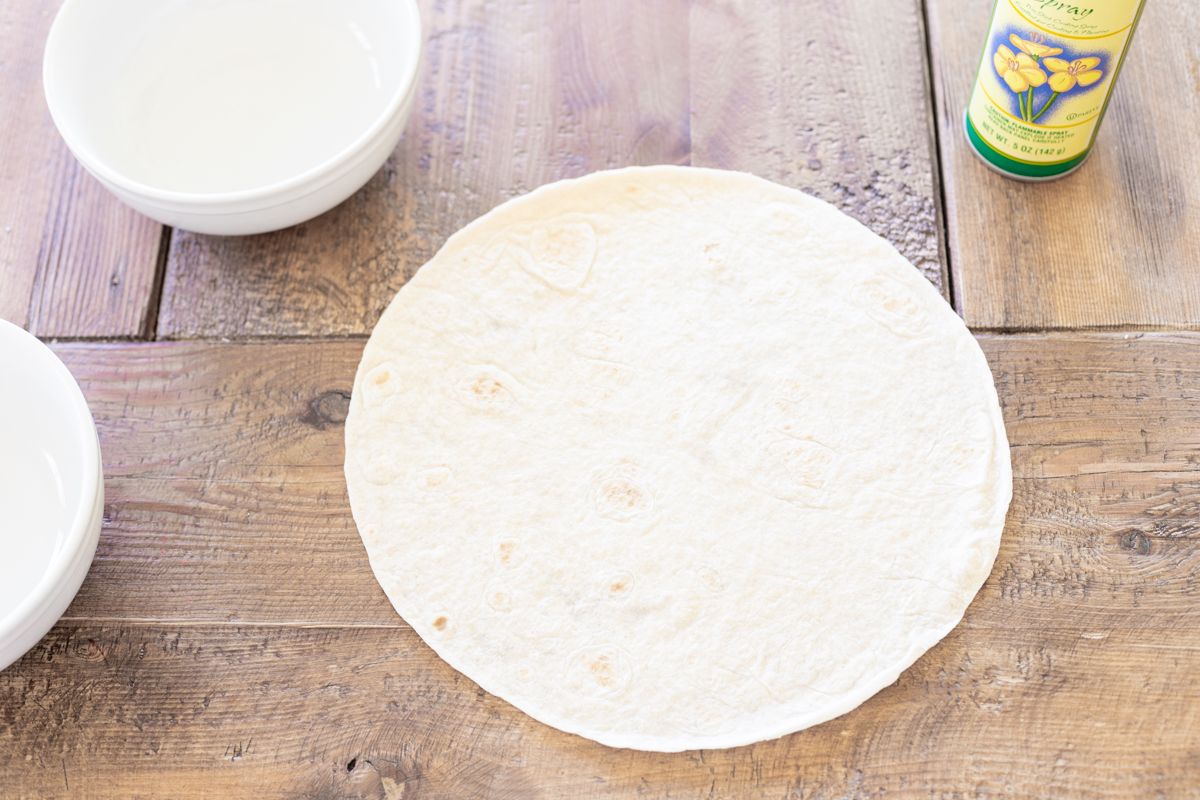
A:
[0,320,101,646]
[41,0,423,207]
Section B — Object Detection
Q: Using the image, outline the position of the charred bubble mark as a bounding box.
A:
[300,390,351,430]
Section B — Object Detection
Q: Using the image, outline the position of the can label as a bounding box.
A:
[965,0,1144,179]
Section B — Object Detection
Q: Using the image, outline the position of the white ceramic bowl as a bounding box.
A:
[43,0,422,235]
[0,320,102,673]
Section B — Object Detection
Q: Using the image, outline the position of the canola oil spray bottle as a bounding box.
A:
[964,0,1146,180]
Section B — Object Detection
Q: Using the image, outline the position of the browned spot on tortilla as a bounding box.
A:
[593,471,653,521]
[703,242,718,253]
[371,370,390,385]
[417,467,451,490]
[498,541,515,564]
[472,377,504,398]
[589,656,614,686]
[604,481,642,509]
[609,580,627,593]
[698,566,725,593]
[432,616,447,630]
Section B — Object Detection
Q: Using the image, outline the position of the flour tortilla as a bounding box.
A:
[344,166,1011,751]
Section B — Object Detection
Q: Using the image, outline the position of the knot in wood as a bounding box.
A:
[301,390,351,429]
[1118,530,1151,556]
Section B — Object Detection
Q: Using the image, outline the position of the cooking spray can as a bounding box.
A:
[964,0,1146,181]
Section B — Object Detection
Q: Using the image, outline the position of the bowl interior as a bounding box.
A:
[44,0,419,196]
[0,322,97,625]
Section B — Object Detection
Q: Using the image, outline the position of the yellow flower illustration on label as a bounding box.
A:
[1043,57,1103,92]
[994,45,1047,93]
[993,30,1104,124]
[994,44,1046,121]
[1008,33,1062,58]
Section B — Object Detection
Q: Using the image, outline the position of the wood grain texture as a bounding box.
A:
[2,333,1192,797]
[2,617,1196,800]
[929,0,1200,329]
[0,0,164,338]
[689,0,947,290]
[155,0,690,339]
[56,340,389,626]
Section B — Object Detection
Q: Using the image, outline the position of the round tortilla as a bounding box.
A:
[344,166,1011,751]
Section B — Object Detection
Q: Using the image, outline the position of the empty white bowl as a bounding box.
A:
[43,0,422,235]
[0,320,102,672]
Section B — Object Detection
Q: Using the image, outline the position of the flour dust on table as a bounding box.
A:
[344,166,1012,751]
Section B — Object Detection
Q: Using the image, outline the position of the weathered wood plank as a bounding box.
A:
[155,0,690,338]
[689,0,947,291]
[0,616,1195,799]
[21,334,1198,796]
[0,1,164,338]
[30,335,1200,800]
[54,334,1200,639]
[986,333,1200,632]
[928,0,1200,329]
[56,340,390,626]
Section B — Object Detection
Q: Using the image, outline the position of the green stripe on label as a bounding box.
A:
[964,114,1090,179]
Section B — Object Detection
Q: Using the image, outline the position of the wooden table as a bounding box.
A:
[3,1,1199,797]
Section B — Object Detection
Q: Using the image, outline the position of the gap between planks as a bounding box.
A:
[37,325,1200,345]
[51,616,1153,633]
[971,324,1200,335]
[139,225,175,340]
[56,617,408,630]
[39,333,373,345]
[916,0,957,313]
